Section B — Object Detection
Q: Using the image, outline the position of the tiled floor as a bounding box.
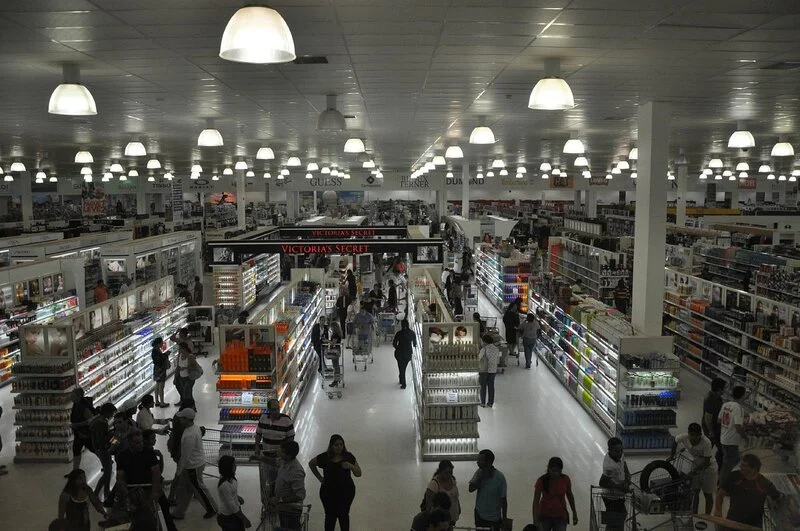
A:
[0,292,723,530]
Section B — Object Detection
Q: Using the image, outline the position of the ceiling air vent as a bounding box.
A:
[760,61,800,70]
[292,55,328,65]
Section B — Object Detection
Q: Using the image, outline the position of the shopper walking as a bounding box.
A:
[532,457,578,531]
[502,298,522,359]
[423,460,461,525]
[387,279,398,310]
[312,316,330,372]
[713,453,782,529]
[150,337,170,407]
[335,292,350,338]
[478,335,501,408]
[670,422,717,514]
[599,437,630,531]
[309,434,362,531]
[270,440,306,530]
[518,313,540,369]
[193,276,204,306]
[112,430,163,527]
[392,319,417,389]
[353,305,375,348]
[68,387,97,475]
[468,449,507,531]
[94,280,109,303]
[58,470,108,531]
[718,385,747,486]
[172,408,217,520]
[216,455,251,531]
[345,269,357,301]
[89,403,116,501]
[254,398,295,505]
[702,377,726,471]
[327,321,343,387]
[142,429,178,531]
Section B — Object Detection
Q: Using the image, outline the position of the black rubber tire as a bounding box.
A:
[639,459,681,491]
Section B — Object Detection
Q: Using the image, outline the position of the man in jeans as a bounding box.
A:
[254,398,295,507]
[172,408,217,520]
[718,385,747,486]
[600,437,630,531]
[468,449,507,530]
[90,403,117,501]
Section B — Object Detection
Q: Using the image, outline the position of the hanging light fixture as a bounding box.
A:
[128,169,138,177]
[516,165,527,174]
[124,141,146,157]
[703,168,713,176]
[790,175,798,182]
[714,174,723,180]
[307,162,319,172]
[699,172,707,180]
[669,172,677,180]
[446,171,454,178]
[722,170,733,177]
[146,157,161,170]
[528,58,575,110]
[476,172,484,179]
[735,162,750,171]
[280,168,290,176]
[469,123,495,144]
[3,173,12,182]
[74,150,93,164]
[779,174,787,181]
[256,147,275,160]
[212,174,220,181]
[363,159,376,169]
[792,169,800,177]
[331,169,340,176]
[286,156,301,167]
[758,164,771,173]
[630,172,638,179]
[317,94,347,131]
[541,173,549,179]
[220,5,295,64]
[424,161,436,171]
[305,172,313,179]
[432,155,446,166]
[499,168,509,176]
[246,170,255,177]
[223,167,234,176]
[110,162,124,173]
[605,173,613,180]
[375,170,383,179]
[235,160,248,170]
[321,166,330,174]
[767,173,776,180]
[563,138,584,154]
[611,167,621,175]
[83,174,93,183]
[515,173,524,179]
[540,162,552,172]
[119,173,128,181]
[582,170,591,179]
[771,138,795,157]
[574,156,588,167]
[551,168,561,176]
[491,158,505,169]
[739,171,748,178]
[708,158,724,169]
[164,172,174,180]
[344,138,366,153]
[191,172,200,180]
[81,166,92,175]
[49,173,58,183]
[48,64,97,116]
[727,121,756,149]
[445,145,463,159]
[198,119,224,146]
[147,174,155,182]
[728,174,735,181]
[263,172,271,179]
[617,159,630,170]
[628,147,639,161]
[10,161,26,172]
[343,172,351,180]
[487,170,495,177]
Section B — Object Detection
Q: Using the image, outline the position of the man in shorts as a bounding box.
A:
[670,422,717,514]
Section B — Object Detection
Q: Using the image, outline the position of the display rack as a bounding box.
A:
[691,243,786,291]
[409,267,480,461]
[475,244,531,313]
[12,276,185,463]
[212,253,280,311]
[0,233,64,268]
[529,290,678,453]
[216,269,323,462]
[547,236,632,305]
[755,264,800,305]
[663,267,800,412]
[100,232,201,294]
[0,259,85,388]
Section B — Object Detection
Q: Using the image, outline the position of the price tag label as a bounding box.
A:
[445,391,458,403]
[241,392,254,405]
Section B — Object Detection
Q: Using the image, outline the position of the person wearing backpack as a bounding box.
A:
[421,460,461,525]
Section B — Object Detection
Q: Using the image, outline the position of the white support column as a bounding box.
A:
[586,189,598,218]
[573,190,581,208]
[437,187,447,219]
[631,101,670,337]
[20,171,33,230]
[779,184,787,205]
[286,192,297,223]
[136,178,147,215]
[730,185,740,209]
[676,163,688,227]
[236,170,246,229]
[461,163,470,218]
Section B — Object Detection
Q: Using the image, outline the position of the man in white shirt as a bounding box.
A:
[718,385,747,486]
[478,334,501,408]
[670,422,717,514]
[172,408,217,520]
[600,437,630,531]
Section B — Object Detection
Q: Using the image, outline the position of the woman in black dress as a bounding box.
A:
[151,337,169,407]
[345,269,358,302]
[503,297,522,358]
[309,434,362,531]
[58,470,107,531]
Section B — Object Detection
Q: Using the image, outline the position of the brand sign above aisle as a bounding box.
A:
[270,174,383,191]
[272,226,409,239]
[207,238,444,265]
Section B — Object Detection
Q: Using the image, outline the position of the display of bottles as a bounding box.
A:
[218,391,275,406]
[12,376,75,392]
[16,426,72,440]
[14,409,70,424]
[423,422,478,438]
[13,393,72,408]
[219,408,265,422]
[423,405,478,421]
[12,361,73,375]
[216,375,273,390]
[620,409,676,427]
[623,372,678,389]
[424,389,479,404]
[424,439,478,456]
[220,424,258,438]
[618,431,674,450]
[15,442,71,459]
[620,353,679,370]
[425,373,479,388]
[623,391,678,408]
[426,344,478,371]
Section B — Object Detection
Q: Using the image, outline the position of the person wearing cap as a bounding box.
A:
[254,398,295,507]
[172,408,217,520]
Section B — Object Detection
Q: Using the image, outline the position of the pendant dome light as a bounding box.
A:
[617,159,630,170]
[539,162,551,172]
[445,145,464,159]
[363,159,376,169]
[551,168,561,176]
[219,6,296,64]
[699,172,707,180]
[124,141,147,157]
[246,170,255,177]
[3,173,12,182]
[74,150,94,164]
[147,174,155,182]
[212,174,220,181]
[83,174,93,183]
[305,172,313,179]
[499,168,509,176]
[605,173,613,180]
[306,162,319,172]
[49,173,58,183]
[793,169,800,177]
[515,173,523,179]
[424,161,436,171]
[80,166,92,175]
[198,119,224,147]
[469,120,496,144]
[541,173,549,179]
[563,138,584,154]
[223,167,234,176]
[516,165,527,174]
[611,167,621,175]
[165,172,174,180]
[630,172,638,179]
[281,168,290,176]
[722,170,733,177]
[528,58,575,110]
[110,162,124,173]
[714,174,722,180]
[739,172,748,178]
[735,162,749,172]
[321,166,331,174]
[331,169,340,176]
[432,155,446,166]
[758,164,771,173]
[703,168,713,175]
[767,173,776,180]
[486,170,494,177]
[779,174,787,181]
[263,172,271,179]
[445,171,454,178]
[191,172,200,180]
[771,137,795,157]
[727,121,755,149]
[146,157,161,170]
[708,158,724,169]
[344,137,366,154]
[343,172,351,180]
[476,172,484,179]
[317,94,347,131]
[10,161,26,172]
[491,158,505,169]
[256,147,275,160]
[791,175,798,182]
[128,169,138,177]
[582,170,591,179]
[48,64,97,116]
[235,160,248,170]
[628,147,639,161]
[574,156,588,168]
[191,163,203,174]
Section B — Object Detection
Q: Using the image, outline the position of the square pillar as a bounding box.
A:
[676,163,688,227]
[461,163,470,218]
[236,170,246,229]
[573,190,581,208]
[631,101,670,336]
[586,189,598,218]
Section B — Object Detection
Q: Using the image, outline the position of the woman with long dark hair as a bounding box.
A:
[532,457,578,531]
[502,297,522,358]
[309,434,362,531]
[216,455,250,530]
[423,460,461,525]
[151,337,169,407]
[58,470,107,531]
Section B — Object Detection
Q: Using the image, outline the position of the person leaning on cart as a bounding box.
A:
[254,398,296,503]
[713,453,782,530]
[598,437,630,531]
[669,422,717,514]
[269,440,307,531]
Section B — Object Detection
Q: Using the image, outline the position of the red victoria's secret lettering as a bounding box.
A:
[279,244,371,254]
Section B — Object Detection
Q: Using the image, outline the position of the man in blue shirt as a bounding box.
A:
[468,449,507,530]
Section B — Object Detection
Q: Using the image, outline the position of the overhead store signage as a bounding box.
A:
[270,175,382,191]
[738,178,757,190]
[207,238,443,265]
[589,175,609,186]
[274,226,409,238]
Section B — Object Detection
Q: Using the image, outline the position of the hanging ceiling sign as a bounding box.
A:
[738,178,757,190]
[270,174,383,191]
[589,175,609,186]
[207,238,444,265]
[273,226,409,238]
[400,175,431,188]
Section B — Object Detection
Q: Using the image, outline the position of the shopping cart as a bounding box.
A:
[589,486,637,531]
[256,503,312,531]
[322,342,344,399]
[378,311,397,342]
[202,427,234,466]
[352,330,373,371]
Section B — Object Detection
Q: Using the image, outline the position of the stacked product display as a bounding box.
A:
[213,253,280,311]
[475,244,531,312]
[663,268,800,412]
[12,277,184,462]
[547,237,632,305]
[755,265,800,305]
[529,289,678,453]
[216,271,323,462]
[409,267,480,461]
[692,243,786,291]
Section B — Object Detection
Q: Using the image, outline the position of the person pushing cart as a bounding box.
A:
[352,305,375,370]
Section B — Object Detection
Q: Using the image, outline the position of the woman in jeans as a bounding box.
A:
[517,313,540,369]
[532,457,578,531]
[478,334,501,408]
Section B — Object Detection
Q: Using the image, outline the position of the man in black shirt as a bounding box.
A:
[69,387,97,475]
[713,453,781,528]
[702,378,726,470]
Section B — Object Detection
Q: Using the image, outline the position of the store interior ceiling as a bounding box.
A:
[1,0,800,178]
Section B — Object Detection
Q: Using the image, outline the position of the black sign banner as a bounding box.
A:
[240,225,409,240]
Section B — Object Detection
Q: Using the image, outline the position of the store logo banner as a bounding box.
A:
[400,176,430,188]
[589,175,609,186]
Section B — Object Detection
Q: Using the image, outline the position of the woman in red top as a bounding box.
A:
[532,457,578,531]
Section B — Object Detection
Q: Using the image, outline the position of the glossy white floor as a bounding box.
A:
[0,293,717,531]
